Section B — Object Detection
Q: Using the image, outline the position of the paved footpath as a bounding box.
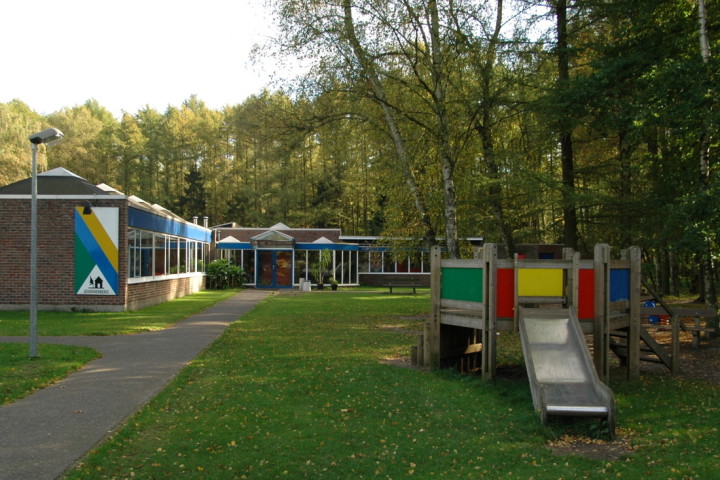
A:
[0,290,269,480]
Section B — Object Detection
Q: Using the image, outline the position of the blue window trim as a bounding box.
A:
[129,207,211,242]
[216,242,396,252]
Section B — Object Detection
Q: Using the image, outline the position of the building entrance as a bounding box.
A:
[256,250,293,288]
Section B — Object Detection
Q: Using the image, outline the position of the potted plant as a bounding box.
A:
[329,277,339,291]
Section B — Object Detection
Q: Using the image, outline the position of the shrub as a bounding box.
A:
[205,259,246,289]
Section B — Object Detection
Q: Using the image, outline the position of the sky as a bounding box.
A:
[0,0,281,118]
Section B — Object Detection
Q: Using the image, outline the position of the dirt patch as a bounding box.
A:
[639,329,720,383]
[548,435,636,460]
[379,354,427,371]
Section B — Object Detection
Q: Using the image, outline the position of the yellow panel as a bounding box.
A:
[517,269,563,297]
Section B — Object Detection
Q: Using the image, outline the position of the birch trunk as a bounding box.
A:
[342,0,438,249]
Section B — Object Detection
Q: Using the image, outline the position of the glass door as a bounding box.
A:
[256,250,293,288]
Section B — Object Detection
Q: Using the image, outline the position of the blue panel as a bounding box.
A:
[128,207,211,242]
[610,269,630,302]
[218,243,253,250]
[296,243,361,251]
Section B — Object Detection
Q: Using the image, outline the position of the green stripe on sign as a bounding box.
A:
[74,232,96,293]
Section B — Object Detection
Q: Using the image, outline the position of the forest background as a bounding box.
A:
[1,0,718,301]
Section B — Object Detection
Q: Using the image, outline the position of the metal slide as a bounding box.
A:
[518,307,615,437]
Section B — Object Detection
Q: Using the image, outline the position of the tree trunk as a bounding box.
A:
[696,0,718,336]
[428,0,459,258]
[618,127,634,247]
[669,249,680,297]
[556,0,578,250]
[474,0,515,255]
[342,0,437,249]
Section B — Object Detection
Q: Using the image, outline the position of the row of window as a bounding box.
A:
[128,228,210,279]
[220,249,430,285]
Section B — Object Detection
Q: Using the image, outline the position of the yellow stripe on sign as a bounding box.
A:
[517,268,563,297]
[76,207,119,271]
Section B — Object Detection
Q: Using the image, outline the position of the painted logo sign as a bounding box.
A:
[75,207,119,295]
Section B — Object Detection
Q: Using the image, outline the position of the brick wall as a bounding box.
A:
[0,198,129,311]
[0,199,127,310]
[0,196,208,312]
[127,275,206,311]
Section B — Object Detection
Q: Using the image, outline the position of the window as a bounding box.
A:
[128,228,209,279]
[384,252,395,273]
[178,239,187,274]
[294,250,308,284]
[154,233,166,275]
[128,229,140,278]
[168,236,179,274]
[370,251,383,272]
[139,230,153,277]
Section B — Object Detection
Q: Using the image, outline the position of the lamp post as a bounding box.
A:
[28,128,64,358]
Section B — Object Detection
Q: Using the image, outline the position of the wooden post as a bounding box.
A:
[483,243,497,379]
[671,314,680,370]
[594,244,610,384]
[628,246,642,380]
[565,248,579,311]
[693,316,701,349]
[513,253,520,330]
[428,245,442,369]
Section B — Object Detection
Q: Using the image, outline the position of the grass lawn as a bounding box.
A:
[64,291,720,479]
[0,289,241,405]
[0,343,100,405]
[0,289,240,336]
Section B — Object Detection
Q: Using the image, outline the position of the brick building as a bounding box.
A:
[0,168,211,312]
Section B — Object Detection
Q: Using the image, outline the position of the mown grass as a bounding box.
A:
[0,289,240,406]
[0,289,240,336]
[65,291,720,479]
[0,343,99,405]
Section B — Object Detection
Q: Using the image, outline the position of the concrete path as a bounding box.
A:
[0,290,270,480]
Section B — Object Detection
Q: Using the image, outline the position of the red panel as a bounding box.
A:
[496,268,515,318]
[578,268,595,319]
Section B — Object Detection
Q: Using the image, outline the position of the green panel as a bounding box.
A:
[441,267,484,303]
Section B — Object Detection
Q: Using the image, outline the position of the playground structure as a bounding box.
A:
[417,242,719,436]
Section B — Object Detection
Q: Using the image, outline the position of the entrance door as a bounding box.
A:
[256,250,293,288]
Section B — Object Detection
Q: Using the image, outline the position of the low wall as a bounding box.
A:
[127,274,206,311]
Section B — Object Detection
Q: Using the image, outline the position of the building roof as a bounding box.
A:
[0,167,210,235]
[0,167,122,197]
[216,225,343,244]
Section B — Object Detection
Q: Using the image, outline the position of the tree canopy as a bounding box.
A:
[1,0,717,295]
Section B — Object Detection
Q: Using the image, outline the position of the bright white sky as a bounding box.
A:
[0,0,280,119]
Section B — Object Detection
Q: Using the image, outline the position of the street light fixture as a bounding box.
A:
[28,128,64,358]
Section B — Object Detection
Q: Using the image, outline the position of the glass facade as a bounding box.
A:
[217,247,429,286]
[128,228,209,280]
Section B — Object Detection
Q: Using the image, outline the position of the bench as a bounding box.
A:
[384,280,421,294]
